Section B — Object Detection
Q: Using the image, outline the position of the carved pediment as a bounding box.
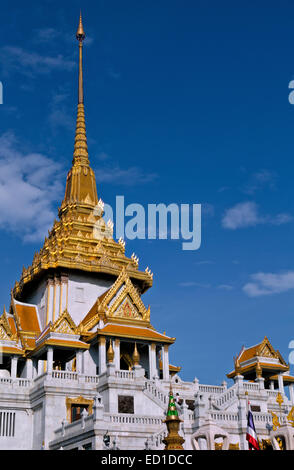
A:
[259,343,275,358]
[112,296,141,320]
[256,337,279,360]
[103,272,150,322]
[79,269,151,333]
[0,311,13,340]
[52,309,77,335]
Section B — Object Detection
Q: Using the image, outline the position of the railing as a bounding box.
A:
[144,381,168,407]
[115,370,135,380]
[266,390,280,398]
[209,411,239,422]
[51,371,78,381]
[105,413,163,426]
[243,382,260,391]
[214,384,237,408]
[0,377,31,388]
[199,384,225,395]
[85,375,99,384]
[0,378,12,386]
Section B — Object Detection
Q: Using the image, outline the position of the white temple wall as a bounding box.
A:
[0,407,33,450]
[67,273,113,325]
[23,273,113,328]
[84,347,98,376]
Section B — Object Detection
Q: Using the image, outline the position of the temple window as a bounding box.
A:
[75,287,85,303]
[71,404,89,422]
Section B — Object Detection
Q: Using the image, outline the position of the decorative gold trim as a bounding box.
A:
[51,309,77,335]
[66,396,93,422]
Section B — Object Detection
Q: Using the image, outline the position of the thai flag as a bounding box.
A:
[246,409,260,450]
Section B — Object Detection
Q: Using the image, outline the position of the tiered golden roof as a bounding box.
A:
[227,336,291,382]
[13,13,153,301]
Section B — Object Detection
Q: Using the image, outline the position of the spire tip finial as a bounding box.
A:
[76,11,85,41]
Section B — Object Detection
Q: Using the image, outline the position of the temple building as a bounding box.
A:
[1,15,294,450]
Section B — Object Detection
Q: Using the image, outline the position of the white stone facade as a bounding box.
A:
[1,348,293,450]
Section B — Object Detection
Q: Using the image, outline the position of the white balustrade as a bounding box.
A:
[115,370,135,380]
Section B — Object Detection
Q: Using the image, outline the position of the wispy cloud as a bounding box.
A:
[95,165,158,186]
[217,284,234,291]
[0,46,75,77]
[243,271,294,297]
[195,260,214,266]
[242,169,276,195]
[33,27,94,46]
[0,132,63,242]
[222,201,292,230]
[179,282,211,288]
[48,90,75,132]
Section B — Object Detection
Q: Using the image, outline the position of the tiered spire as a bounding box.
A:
[13,14,154,302]
[60,12,98,212]
[162,384,185,450]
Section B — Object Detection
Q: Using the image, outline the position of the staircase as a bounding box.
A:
[143,380,169,410]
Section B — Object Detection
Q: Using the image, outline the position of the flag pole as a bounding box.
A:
[245,392,251,450]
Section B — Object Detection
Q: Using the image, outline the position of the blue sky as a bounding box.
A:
[1,0,294,384]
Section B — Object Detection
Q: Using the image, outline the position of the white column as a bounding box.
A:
[38,359,43,375]
[76,350,83,374]
[11,356,18,378]
[290,384,294,404]
[47,347,54,374]
[278,373,285,395]
[99,337,106,375]
[60,275,68,313]
[55,279,61,320]
[270,381,275,390]
[114,339,120,370]
[26,359,33,379]
[32,359,38,378]
[149,343,157,380]
[162,345,169,381]
[46,278,54,325]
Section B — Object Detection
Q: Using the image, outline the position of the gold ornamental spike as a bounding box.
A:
[107,339,114,363]
[60,13,99,211]
[76,11,86,41]
[132,342,140,366]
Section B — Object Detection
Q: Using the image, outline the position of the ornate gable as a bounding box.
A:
[102,271,150,324]
[51,309,77,335]
[256,336,280,361]
[0,310,13,340]
[80,270,151,332]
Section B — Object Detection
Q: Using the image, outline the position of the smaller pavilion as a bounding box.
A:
[227,336,294,400]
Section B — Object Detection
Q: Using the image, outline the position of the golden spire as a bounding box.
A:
[60,13,98,212]
[76,11,85,104]
[162,383,185,450]
[132,342,140,366]
[255,358,262,379]
[107,340,114,363]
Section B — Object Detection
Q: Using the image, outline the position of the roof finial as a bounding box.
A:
[76,11,86,42]
[76,12,85,104]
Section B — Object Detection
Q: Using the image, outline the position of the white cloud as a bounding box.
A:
[0,46,75,77]
[0,132,63,242]
[179,282,211,288]
[217,284,234,290]
[195,260,214,266]
[243,169,276,195]
[243,271,294,297]
[222,201,262,229]
[222,201,292,230]
[48,91,74,132]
